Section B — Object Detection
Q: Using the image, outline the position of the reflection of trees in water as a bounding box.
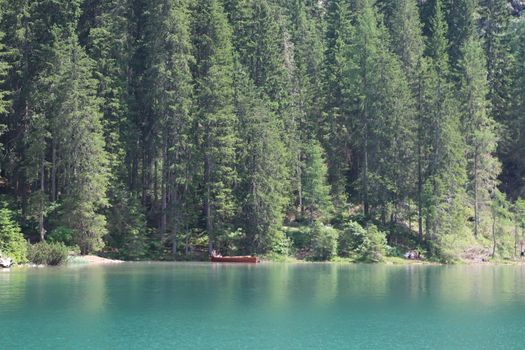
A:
[419,266,525,308]
[0,270,27,309]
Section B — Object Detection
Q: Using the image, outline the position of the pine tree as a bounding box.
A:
[0,0,46,199]
[85,0,144,253]
[427,0,449,76]
[322,0,353,203]
[388,0,424,81]
[423,0,468,240]
[479,0,512,124]
[459,35,500,238]
[444,0,476,72]
[345,1,416,220]
[288,0,324,138]
[388,0,426,236]
[234,64,288,252]
[143,0,195,254]
[237,0,289,104]
[285,0,325,216]
[86,0,131,165]
[499,21,525,198]
[192,0,237,253]
[39,30,109,254]
[0,205,27,263]
[302,140,333,221]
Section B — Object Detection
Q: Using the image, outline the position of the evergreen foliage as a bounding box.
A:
[302,140,333,221]
[234,64,289,252]
[192,0,237,253]
[0,205,27,263]
[0,0,522,262]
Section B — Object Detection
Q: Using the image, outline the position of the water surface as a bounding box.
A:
[1,262,524,349]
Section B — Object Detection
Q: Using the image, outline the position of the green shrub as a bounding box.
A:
[338,220,366,257]
[268,230,292,256]
[27,242,69,265]
[309,222,338,261]
[0,206,27,263]
[358,224,388,262]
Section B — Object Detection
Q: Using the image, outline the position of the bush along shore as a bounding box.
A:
[0,199,523,266]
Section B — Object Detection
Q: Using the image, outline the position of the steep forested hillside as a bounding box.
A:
[0,0,524,262]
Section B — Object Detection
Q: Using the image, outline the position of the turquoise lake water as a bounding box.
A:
[1,262,525,349]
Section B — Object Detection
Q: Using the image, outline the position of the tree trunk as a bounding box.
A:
[171,226,177,256]
[362,45,369,218]
[39,156,46,241]
[205,149,213,254]
[514,222,518,259]
[51,140,57,202]
[160,140,167,236]
[297,163,303,214]
[473,148,479,237]
[492,210,497,258]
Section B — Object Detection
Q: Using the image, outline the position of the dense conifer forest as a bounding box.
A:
[0,0,524,262]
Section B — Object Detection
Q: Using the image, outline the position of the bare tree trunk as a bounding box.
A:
[363,130,369,217]
[492,210,497,258]
[160,140,167,236]
[474,149,479,237]
[51,140,56,202]
[416,70,424,240]
[362,48,369,218]
[171,226,177,256]
[514,222,518,259]
[39,156,45,241]
[205,150,213,255]
[297,163,303,214]
[154,159,158,205]
[141,150,146,204]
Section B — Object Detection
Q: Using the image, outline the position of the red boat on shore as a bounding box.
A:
[210,255,259,263]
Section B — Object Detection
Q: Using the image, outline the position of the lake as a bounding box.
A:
[1,262,525,349]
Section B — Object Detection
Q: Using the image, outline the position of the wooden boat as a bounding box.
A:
[210,255,259,263]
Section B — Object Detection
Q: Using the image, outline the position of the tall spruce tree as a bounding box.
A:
[84,0,146,254]
[423,0,468,241]
[234,64,288,252]
[388,0,425,81]
[345,1,416,220]
[286,0,325,214]
[322,0,353,203]
[444,0,476,72]
[504,21,525,197]
[459,34,500,238]
[48,32,109,253]
[480,0,512,123]
[302,140,333,221]
[192,0,237,253]
[388,0,426,236]
[143,0,194,253]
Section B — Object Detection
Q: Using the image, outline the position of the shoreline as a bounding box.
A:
[5,255,525,269]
